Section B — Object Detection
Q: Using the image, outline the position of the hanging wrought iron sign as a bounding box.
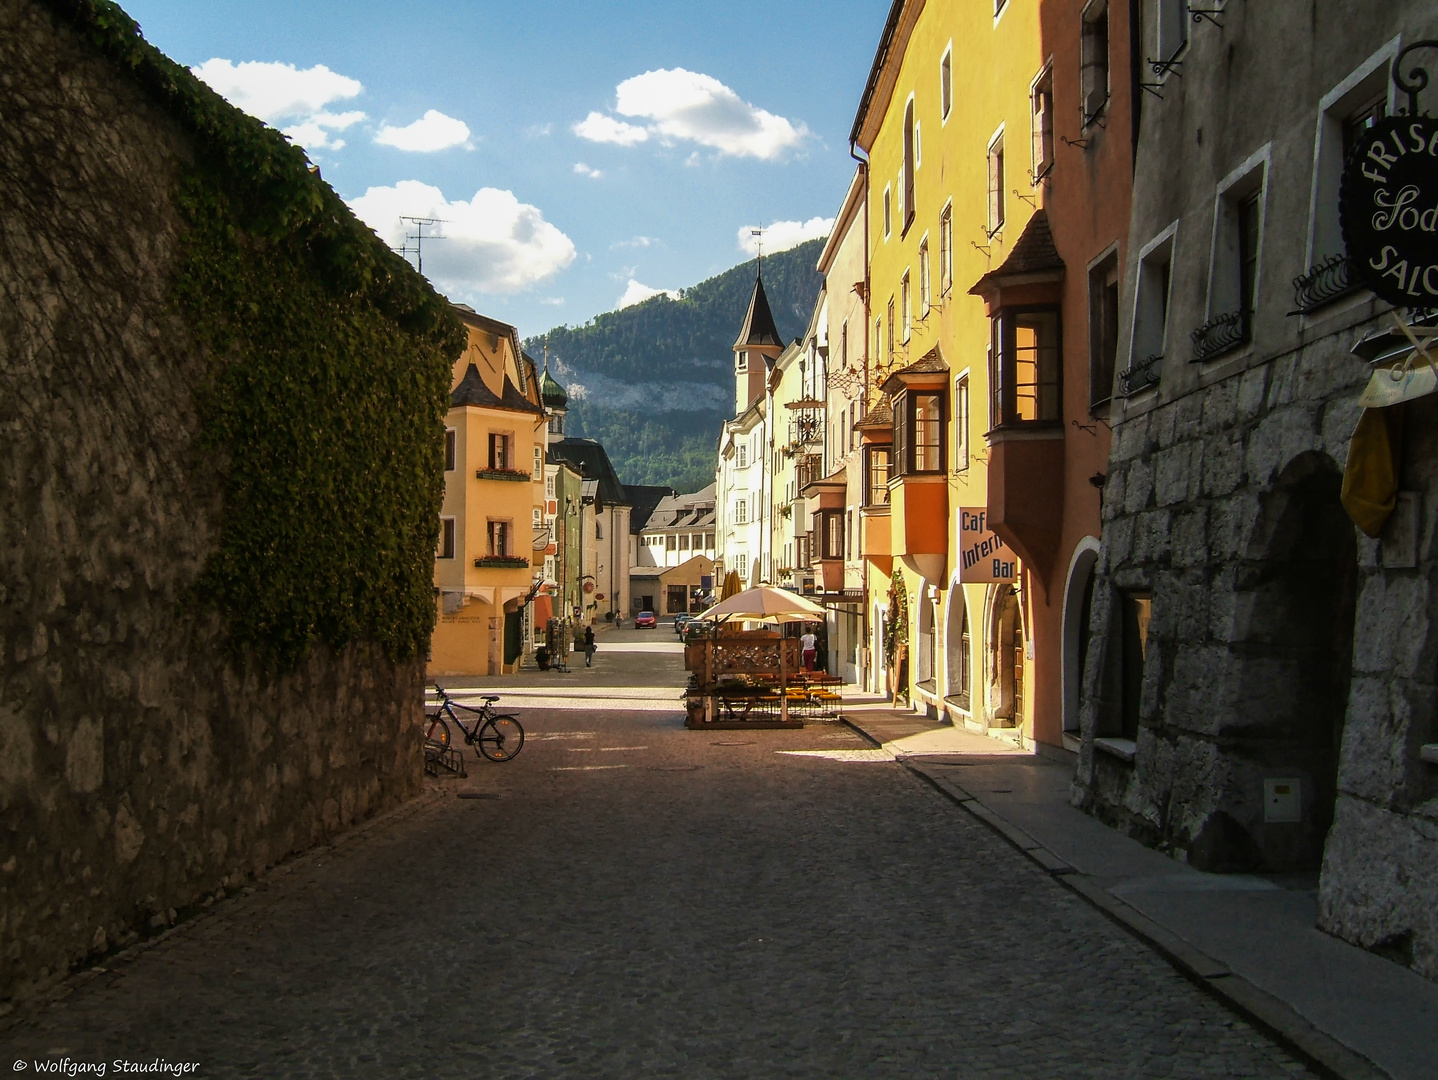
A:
[1340,116,1438,307]
[1341,41,1438,308]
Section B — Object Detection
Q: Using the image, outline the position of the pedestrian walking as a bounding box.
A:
[584,626,597,667]
[800,626,818,672]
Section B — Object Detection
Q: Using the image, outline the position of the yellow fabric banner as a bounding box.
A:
[1341,405,1405,538]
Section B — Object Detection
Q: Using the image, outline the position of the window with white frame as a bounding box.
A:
[987,130,1006,236]
[545,472,556,498]
[887,297,896,358]
[902,97,917,232]
[919,238,932,316]
[883,184,893,238]
[1032,66,1054,181]
[955,374,970,471]
[1155,0,1189,68]
[901,271,912,342]
[736,350,748,372]
[875,316,883,365]
[543,555,556,583]
[1125,225,1176,394]
[737,443,748,468]
[734,499,748,524]
[939,202,954,295]
[1081,1,1110,126]
[444,429,457,471]
[533,507,543,527]
[940,45,953,121]
[1301,42,1396,307]
[532,445,542,480]
[1200,152,1267,359]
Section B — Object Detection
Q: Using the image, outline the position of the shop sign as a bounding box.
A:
[959,508,1017,584]
[1341,116,1438,307]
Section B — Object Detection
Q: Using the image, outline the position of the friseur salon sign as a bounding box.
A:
[1341,116,1438,306]
[959,509,1017,584]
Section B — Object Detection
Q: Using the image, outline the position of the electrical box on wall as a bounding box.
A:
[1264,778,1302,823]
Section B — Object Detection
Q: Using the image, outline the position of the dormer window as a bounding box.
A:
[736,350,748,372]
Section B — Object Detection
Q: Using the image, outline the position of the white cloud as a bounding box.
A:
[348,180,575,295]
[573,162,604,179]
[573,111,650,146]
[281,110,365,150]
[617,279,680,309]
[611,236,658,250]
[539,296,566,307]
[374,110,472,152]
[192,58,362,123]
[192,59,367,154]
[738,217,834,256]
[578,68,808,161]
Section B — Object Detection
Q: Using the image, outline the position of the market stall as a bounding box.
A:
[682,586,838,729]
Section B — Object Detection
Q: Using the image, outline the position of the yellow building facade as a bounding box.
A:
[429,305,546,676]
[853,0,1039,741]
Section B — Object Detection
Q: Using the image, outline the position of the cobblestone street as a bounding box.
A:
[4,634,1314,1078]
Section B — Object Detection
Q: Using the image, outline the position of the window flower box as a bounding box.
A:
[475,468,535,483]
[474,556,530,569]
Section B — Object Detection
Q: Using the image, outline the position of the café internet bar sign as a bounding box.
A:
[959,508,1017,584]
[1341,115,1438,306]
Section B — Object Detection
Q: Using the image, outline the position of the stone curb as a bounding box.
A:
[839,716,1390,1080]
[0,782,453,1033]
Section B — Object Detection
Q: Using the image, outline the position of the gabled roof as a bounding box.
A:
[880,345,949,395]
[733,275,784,354]
[548,438,629,508]
[969,210,1065,300]
[450,363,545,414]
[624,485,678,532]
[644,484,718,532]
[453,305,531,394]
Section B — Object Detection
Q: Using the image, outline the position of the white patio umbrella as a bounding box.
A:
[698,584,825,624]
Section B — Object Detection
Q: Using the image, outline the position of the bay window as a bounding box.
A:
[864,446,892,506]
[892,389,947,475]
[989,308,1061,428]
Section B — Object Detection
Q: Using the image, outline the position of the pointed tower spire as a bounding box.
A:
[732,275,784,358]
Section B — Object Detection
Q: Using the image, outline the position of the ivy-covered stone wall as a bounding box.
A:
[0,0,463,1004]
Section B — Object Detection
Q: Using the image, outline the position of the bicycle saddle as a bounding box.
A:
[482,694,500,702]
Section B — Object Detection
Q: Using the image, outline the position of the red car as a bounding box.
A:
[634,611,657,629]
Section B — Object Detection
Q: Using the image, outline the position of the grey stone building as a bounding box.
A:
[1074,1,1438,979]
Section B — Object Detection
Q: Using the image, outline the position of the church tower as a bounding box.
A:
[732,270,784,414]
[539,360,568,447]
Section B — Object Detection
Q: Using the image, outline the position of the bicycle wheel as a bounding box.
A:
[424,715,451,748]
[477,715,524,761]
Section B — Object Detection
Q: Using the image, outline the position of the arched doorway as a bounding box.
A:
[1192,453,1357,872]
[945,585,972,713]
[1062,539,1101,734]
[988,584,1024,730]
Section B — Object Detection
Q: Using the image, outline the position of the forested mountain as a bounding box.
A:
[523,239,825,493]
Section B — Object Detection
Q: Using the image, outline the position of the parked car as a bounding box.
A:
[674,613,693,637]
[634,611,657,629]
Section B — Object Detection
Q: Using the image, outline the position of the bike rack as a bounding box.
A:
[424,739,467,778]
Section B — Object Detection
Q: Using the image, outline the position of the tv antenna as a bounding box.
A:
[396,216,448,274]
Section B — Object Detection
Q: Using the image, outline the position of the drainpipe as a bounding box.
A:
[850,138,872,689]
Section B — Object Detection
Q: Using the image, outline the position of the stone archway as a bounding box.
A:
[945,584,972,713]
[1193,452,1357,872]
[1062,539,1101,734]
[987,584,1024,729]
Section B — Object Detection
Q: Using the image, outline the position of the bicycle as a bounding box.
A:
[425,685,525,762]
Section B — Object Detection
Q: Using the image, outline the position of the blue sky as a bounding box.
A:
[121,0,883,336]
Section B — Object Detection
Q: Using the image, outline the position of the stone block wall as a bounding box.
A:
[0,2,424,1004]
[1074,306,1438,977]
